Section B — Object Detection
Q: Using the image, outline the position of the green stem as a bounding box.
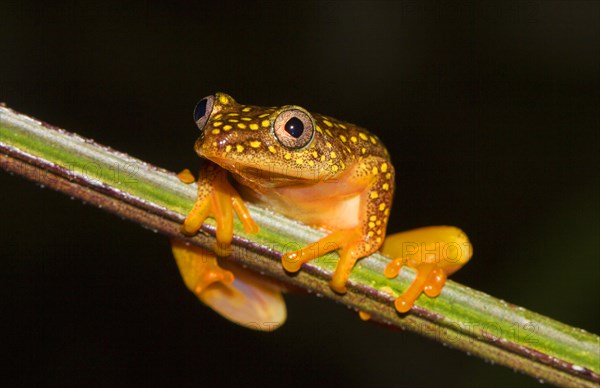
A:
[1,105,598,386]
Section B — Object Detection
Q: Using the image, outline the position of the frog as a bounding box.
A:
[171,92,472,328]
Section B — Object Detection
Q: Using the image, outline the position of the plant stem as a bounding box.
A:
[1,105,598,386]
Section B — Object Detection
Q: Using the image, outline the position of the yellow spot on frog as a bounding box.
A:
[218,95,229,104]
[312,151,319,158]
[379,203,386,211]
[320,155,326,162]
[316,125,323,134]
[331,165,339,172]
[384,208,390,216]
[350,136,357,143]
[339,135,347,142]
[213,121,223,127]
[261,120,270,127]
[323,120,333,127]
[339,123,347,129]
[242,107,252,112]
[376,237,382,244]
[369,215,377,221]
[211,129,220,134]
[228,119,239,123]
[370,136,377,144]
[308,160,315,166]
[330,151,337,158]
[368,222,375,229]
[372,166,378,174]
[381,163,388,173]
[326,142,332,149]
[227,112,239,116]
[359,133,368,141]
[296,158,304,165]
[250,141,261,148]
[284,153,292,160]
[236,145,244,153]
[382,183,389,191]
[361,148,367,154]
[241,117,252,121]
[214,113,223,119]
[249,123,259,130]
[237,123,246,129]
[325,129,333,136]
[368,231,374,237]
[268,146,277,153]
[223,125,232,131]
[385,173,391,179]
[225,145,232,152]
[258,113,270,118]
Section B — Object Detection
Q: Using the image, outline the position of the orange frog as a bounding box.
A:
[172,93,472,330]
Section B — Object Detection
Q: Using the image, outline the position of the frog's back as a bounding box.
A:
[309,112,391,162]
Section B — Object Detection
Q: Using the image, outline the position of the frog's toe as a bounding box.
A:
[384,257,405,278]
[423,267,447,297]
[177,168,196,184]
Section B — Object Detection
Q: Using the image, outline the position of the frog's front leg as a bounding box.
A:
[381,226,473,312]
[282,156,394,293]
[180,161,259,256]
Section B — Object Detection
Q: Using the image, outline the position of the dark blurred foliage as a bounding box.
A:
[1,1,598,386]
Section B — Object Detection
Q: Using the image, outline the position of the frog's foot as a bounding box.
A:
[384,261,447,313]
[381,226,472,313]
[180,166,259,256]
[171,238,286,331]
[171,238,234,295]
[281,228,366,294]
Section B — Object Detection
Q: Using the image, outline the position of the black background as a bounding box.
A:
[1,1,598,386]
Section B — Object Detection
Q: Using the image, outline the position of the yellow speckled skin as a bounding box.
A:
[178,92,471,319]
[194,93,395,293]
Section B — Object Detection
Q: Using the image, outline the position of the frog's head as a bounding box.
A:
[193,93,354,188]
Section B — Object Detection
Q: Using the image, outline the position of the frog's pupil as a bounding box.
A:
[194,99,208,122]
[285,117,304,138]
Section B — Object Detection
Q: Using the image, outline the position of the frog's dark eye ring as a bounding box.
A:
[193,95,214,131]
[273,108,315,150]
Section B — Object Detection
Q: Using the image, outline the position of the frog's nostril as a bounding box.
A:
[193,95,214,130]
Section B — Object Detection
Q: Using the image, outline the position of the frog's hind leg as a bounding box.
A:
[382,226,472,313]
[171,238,234,295]
[170,238,286,331]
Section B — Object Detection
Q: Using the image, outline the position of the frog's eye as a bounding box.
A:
[273,108,315,150]
[193,95,214,130]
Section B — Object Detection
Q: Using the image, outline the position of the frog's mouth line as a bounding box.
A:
[208,156,332,185]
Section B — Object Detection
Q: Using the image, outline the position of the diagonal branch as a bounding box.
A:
[1,105,598,386]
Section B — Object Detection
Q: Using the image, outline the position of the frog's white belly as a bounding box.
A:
[239,182,362,231]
